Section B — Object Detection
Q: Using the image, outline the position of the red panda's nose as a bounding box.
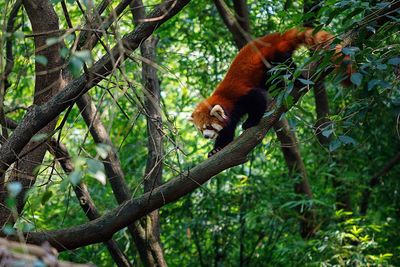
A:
[204,133,212,139]
[203,129,216,139]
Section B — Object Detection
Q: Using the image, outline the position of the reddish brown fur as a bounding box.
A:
[191,28,350,129]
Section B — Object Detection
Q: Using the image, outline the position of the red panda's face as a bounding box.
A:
[189,103,228,139]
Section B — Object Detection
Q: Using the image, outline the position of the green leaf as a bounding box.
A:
[322,129,334,137]
[344,8,364,22]
[65,34,75,43]
[91,170,106,185]
[298,78,314,85]
[341,47,360,56]
[13,31,25,39]
[325,8,345,25]
[2,225,15,235]
[350,73,363,86]
[367,79,380,91]
[69,56,84,77]
[74,50,92,64]
[7,182,22,198]
[376,63,387,70]
[388,57,400,65]
[87,159,104,173]
[69,170,83,186]
[95,144,111,159]
[329,139,341,152]
[35,55,48,66]
[338,135,357,145]
[60,47,70,59]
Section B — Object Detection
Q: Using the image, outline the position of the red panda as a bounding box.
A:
[189,28,351,157]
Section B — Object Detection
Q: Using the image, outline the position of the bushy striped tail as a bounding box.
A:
[285,28,354,85]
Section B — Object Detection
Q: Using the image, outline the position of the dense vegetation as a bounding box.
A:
[0,0,399,266]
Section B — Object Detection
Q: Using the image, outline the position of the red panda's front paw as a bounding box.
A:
[208,147,221,158]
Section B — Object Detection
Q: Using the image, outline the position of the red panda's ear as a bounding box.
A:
[210,105,227,122]
[188,116,194,122]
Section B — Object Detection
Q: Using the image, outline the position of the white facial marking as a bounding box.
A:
[202,124,206,129]
[203,129,217,139]
[211,123,223,132]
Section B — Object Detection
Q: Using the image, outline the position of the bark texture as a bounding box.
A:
[0,0,63,226]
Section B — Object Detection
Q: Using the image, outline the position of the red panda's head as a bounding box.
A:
[189,101,228,139]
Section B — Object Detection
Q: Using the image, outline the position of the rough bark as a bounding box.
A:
[0,0,63,227]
